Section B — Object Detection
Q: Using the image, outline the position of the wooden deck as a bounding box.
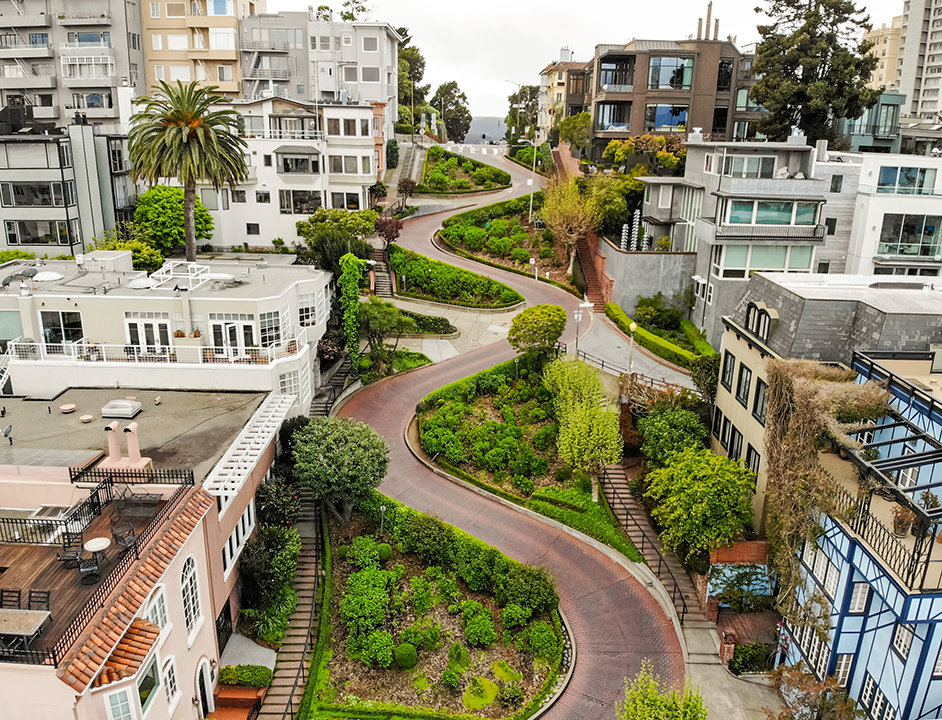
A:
[0,500,163,651]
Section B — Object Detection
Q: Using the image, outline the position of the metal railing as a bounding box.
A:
[714,223,826,239]
[576,348,626,376]
[279,504,322,720]
[243,68,289,80]
[0,41,51,50]
[0,480,112,545]
[602,473,689,625]
[381,197,406,219]
[241,129,325,141]
[70,466,195,485]
[240,39,288,52]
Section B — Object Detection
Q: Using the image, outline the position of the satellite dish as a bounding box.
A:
[1,276,13,288]
[21,268,37,279]
[3,425,12,437]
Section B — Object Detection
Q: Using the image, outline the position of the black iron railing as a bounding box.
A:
[714,223,826,240]
[0,481,113,545]
[576,349,626,376]
[70,466,195,485]
[602,474,689,625]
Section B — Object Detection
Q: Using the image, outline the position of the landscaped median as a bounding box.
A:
[605,302,716,370]
[416,146,512,195]
[412,355,643,564]
[299,490,572,720]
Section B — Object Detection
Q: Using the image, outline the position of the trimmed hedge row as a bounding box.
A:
[605,303,696,369]
[680,320,717,356]
[442,193,545,229]
[297,507,332,720]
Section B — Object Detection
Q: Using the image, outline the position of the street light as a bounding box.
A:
[529,256,538,281]
[627,321,638,375]
[573,301,593,357]
[380,505,387,534]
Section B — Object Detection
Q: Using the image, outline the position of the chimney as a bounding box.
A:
[124,422,142,464]
[105,421,121,462]
[816,139,829,162]
[560,46,572,63]
[697,18,703,39]
[714,19,720,40]
[705,1,712,39]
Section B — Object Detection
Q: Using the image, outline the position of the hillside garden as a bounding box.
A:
[417,146,512,194]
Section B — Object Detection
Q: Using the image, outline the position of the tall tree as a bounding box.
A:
[751,0,881,144]
[557,402,622,503]
[358,295,415,376]
[541,176,597,274]
[339,0,368,21]
[129,81,247,261]
[558,112,591,152]
[505,85,540,142]
[431,82,472,142]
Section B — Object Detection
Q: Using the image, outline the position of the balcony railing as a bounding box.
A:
[0,479,112,545]
[60,40,112,48]
[243,68,289,80]
[242,129,324,140]
[69,466,195,484]
[713,223,826,240]
[599,83,633,93]
[847,122,899,138]
[240,39,288,52]
[0,41,51,50]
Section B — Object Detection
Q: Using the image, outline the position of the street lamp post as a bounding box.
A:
[529,256,538,281]
[573,301,593,357]
[627,321,637,375]
[380,505,387,534]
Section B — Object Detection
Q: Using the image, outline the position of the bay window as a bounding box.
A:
[727,199,818,226]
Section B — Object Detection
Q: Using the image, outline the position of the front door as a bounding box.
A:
[198,663,212,716]
[211,321,254,358]
[127,320,171,354]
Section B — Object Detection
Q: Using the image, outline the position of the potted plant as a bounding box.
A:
[173,330,185,338]
[893,505,916,538]
[189,329,201,338]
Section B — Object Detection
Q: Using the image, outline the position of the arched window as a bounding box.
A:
[744,302,776,342]
[181,556,201,637]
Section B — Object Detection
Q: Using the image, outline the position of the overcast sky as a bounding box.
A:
[270,0,901,118]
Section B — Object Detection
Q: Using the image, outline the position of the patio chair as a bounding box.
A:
[111,523,137,553]
[0,589,20,609]
[56,532,83,569]
[0,635,19,657]
[78,557,100,586]
[27,590,50,614]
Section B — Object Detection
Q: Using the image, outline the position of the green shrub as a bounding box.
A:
[448,641,470,669]
[605,303,696,368]
[638,406,707,468]
[635,292,683,330]
[421,623,442,650]
[532,423,557,450]
[512,475,535,496]
[400,625,422,647]
[728,642,769,675]
[442,667,461,688]
[497,682,524,707]
[510,247,531,265]
[521,621,559,661]
[500,603,532,629]
[410,575,434,616]
[542,228,554,243]
[217,663,274,687]
[377,543,393,562]
[362,630,394,667]
[554,466,572,483]
[218,665,239,684]
[495,563,558,612]
[335,545,349,558]
[348,535,380,569]
[394,642,419,670]
[681,320,717,356]
[464,612,498,647]
[340,566,394,639]
[538,247,553,259]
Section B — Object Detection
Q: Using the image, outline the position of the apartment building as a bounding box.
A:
[897,0,942,117]
[185,95,381,248]
[0,0,144,126]
[537,47,589,144]
[0,121,135,252]
[0,251,331,410]
[864,16,903,90]
[141,0,265,98]
[0,384,296,719]
[837,89,905,153]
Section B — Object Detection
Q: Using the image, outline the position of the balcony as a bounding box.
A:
[243,68,289,80]
[0,74,55,88]
[32,104,58,119]
[57,12,111,25]
[61,74,115,88]
[240,39,288,52]
[847,122,900,138]
[0,13,51,27]
[712,222,826,240]
[0,42,52,58]
[717,176,826,197]
[58,40,112,51]
[597,83,633,94]
[242,129,324,140]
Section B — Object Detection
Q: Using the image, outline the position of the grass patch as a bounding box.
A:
[492,660,523,682]
[462,676,499,710]
[412,673,429,691]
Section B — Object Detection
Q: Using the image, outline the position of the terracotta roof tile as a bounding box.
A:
[57,489,215,692]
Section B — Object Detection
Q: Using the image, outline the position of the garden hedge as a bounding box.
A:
[680,320,717,356]
[218,664,274,688]
[442,193,545,228]
[605,303,696,369]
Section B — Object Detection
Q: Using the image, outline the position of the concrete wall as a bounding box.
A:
[596,235,696,317]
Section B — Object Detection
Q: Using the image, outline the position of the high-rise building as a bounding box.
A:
[0,0,146,126]
[863,16,903,91]
[897,0,942,117]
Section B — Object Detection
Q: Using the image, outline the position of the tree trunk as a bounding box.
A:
[567,244,576,276]
[389,333,403,376]
[326,500,344,524]
[590,471,600,503]
[183,180,197,262]
[342,500,355,524]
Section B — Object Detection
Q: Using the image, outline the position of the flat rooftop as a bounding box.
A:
[755,272,942,316]
[0,388,266,481]
[0,256,328,301]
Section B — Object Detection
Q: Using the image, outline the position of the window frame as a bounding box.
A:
[847,582,869,614]
[721,350,735,391]
[181,555,202,644]
[892,623,914,660]
[105,688,134,720]
[163,657,181,714]
[137,655,161,716]
[753,379,768,425]
[735,364,752,407]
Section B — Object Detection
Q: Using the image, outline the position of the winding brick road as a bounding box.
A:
[338,153,685,718]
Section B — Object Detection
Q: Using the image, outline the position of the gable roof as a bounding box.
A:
[91,618,161,689]
[56,489,215,693]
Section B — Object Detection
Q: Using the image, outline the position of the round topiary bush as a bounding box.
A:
[335,545,349,558]
[377,543,392,562]
[394,642,418,670]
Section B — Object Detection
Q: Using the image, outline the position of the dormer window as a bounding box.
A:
[745,301,776,341]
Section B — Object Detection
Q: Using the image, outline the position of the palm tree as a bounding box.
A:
[129,81,247,261]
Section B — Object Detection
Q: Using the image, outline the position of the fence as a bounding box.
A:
[70,466,195,485]
[0,480,112,545]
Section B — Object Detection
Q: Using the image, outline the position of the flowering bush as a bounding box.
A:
[318,337,343,365]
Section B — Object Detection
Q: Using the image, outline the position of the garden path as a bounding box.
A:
[338,156,689,717]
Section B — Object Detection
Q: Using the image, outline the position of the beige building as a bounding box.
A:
[863,16,902,90]
[142,0,266,98]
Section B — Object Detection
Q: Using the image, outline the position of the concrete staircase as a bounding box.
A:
[399,141,416,184]
[373,247,392,297]
[257,488,322,720]
[601,463,709,625]
[575,235,605,308]
[308,356,352,417]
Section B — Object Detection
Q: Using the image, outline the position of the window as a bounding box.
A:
[934,644,942,676]
[343,118,356,135]
[343,33,352,46]
[721,417,731,449]
[145,588,168,629]
[277,189,322,215]
[210,28,236,50]
[878,214,942,257]
[825,217,837,235]
[41,310,82,344]
[735,88,763,111]
[834,654,852,686]
[729,425,743,459]
[200,188,218,210]
[163,658,180,711]
[137,657,161,714]
[596,102,631,131]
[167,33,188,50]
[362,156,371,174]
[745,303,773,341]
[816,261,830,273]
[830,175,844,193]
[753,379,768,424]
[0,182,67,208]
[232,190,246,203]
[280,155,318,174]
[327,118,340,135]
[706,283,713,305]
[60,55,115,79]
[256,190,270,203]
[154,65,164,81]
[877,166,937,194]
[222,499,255,574]
[344,192,360,210]
[891,623,914,660]
[361,66,380,83]
[361,118,370,136]
[169,65,191,81]
[728,199,817,226]
[712,407,723,439]
[298,292,324,327]
[259,311,281,347]
[362,36,378,51]
[106,689,133,720]
[721,351,735,391]
[722,155,776,179]
[181,556,201,638]
[848,582,869,613]
[712,106,729,135]
[717,244,813,278]
[343,66,358,83]
[246,223,259,235]
[280,370,299,395]
[658,185,672,209]
[263,154,272,167]
[736,365,752,406]
[150,1,160,16]
[151,33,162,50]
[217,65,232,82]
[648,56,694,89]
[208,0,234,15]
[716,58,733,91]
[644,104,688,132]
[861,675,875,708]
[745,445,760,475]
[319,36,330,49]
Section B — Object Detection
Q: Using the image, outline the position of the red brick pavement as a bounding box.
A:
[339,169,686,717]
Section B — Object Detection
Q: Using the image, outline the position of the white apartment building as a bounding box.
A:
[897,0,942,116]
[0,250,331,409]
[189,96,381,248]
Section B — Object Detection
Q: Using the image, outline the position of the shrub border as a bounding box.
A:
[605,302,699,370]
[414,185,513,198]
[505,154,553,177]
[418,146,513,196]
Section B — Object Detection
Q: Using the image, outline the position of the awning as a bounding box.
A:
[273,145,321,155]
